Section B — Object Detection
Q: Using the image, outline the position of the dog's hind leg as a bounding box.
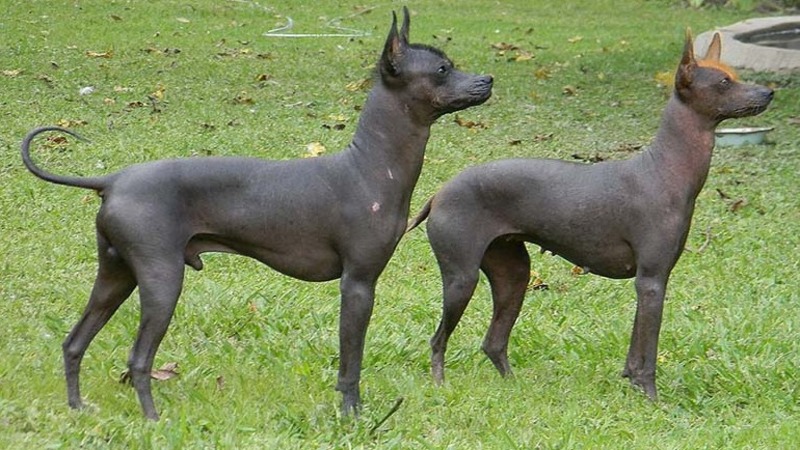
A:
[429,252,484,385]
[479,238,530,377]
[63,233,137,411]
[125,252,185,420]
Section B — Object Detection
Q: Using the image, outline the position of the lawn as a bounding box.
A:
[1,0,798,448]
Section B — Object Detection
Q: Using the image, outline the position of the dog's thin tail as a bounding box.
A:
[21,126,108,191]
[406,196,433,232]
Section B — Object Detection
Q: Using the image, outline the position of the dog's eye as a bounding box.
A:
[437,65,448,75]
[720,77,731,86]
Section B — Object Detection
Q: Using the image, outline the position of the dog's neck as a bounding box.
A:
[346,83,431,196]
[644,93,718,201]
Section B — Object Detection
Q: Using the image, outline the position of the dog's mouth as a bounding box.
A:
[729,101,771,118]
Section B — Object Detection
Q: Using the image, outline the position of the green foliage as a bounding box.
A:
[2,0,798,448]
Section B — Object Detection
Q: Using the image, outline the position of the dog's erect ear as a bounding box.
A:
[399,6,411,44]
[675,28,697,93]
[703,32,722,62]
[380,10,407,78]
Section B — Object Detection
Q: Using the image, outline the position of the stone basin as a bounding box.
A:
[695,16,800,72]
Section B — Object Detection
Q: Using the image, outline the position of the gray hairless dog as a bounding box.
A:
[407,31,772,400]
[21,7,492,420]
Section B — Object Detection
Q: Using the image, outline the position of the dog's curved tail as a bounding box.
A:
[406,196,433,232]
[21,126,108,191]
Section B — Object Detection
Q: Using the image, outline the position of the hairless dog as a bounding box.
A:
[408,30,772,400]
[22,7,492,420]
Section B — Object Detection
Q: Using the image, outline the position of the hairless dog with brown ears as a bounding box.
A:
[407,30,772,400]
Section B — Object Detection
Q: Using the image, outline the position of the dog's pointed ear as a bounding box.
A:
[675,28,697,93]
[399,6,411,44]
[380,10,406,78]
[703,32,722,62]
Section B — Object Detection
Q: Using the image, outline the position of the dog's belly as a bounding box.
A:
[185,234,343,282]
[530,236,637,279]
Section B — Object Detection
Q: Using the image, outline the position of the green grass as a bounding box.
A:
[2,0,799,448]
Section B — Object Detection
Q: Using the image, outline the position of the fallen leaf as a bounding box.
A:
[305,142,326,157]
[533,67,551,80]
[729,198,747,213]
[56,119,88,128]
[110,14,123,21]
[150,84,166,101]
[454,115,487,129]
[85,50,113,58]
[716,188,731,200]
[216,376,225,391]
[533,132,553,142]
[232,91,253,105]
[571,153,605,163]
[151,362,179,381]
[571,265,588,275]
[103,97,116,105]
[45,136,68,146]
[567,36,583,44]
[654,70,674,88]
[346,78,371,92]
[788,117,800,126]
[509,139,522,146]
[613,142,643,153]
[126,100,146,108]
[491,42,519,52]
[528,273,549,291]
[2,69,21,77]
[255,73,272,82]
[562,85,578,96]
[514,51,534,62]
[176,17,191,24]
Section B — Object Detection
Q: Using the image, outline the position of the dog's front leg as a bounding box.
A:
[335,271,377,416]
[622,271,668,400]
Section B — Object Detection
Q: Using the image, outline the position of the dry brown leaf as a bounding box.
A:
[567,36,583,44]
[151,362,179,381]
[729,198,747,213]
[571,265,588,275]
[2,69,21,77]
[491,42,519,52]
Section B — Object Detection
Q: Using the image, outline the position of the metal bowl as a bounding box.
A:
[715,126,774,147]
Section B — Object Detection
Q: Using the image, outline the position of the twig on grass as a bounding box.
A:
[684,225,713,254]
[370,397,404,435]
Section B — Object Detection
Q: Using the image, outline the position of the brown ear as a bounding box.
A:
[703,32,722,62]
[380,10,404,77]
[675,28,696,92]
